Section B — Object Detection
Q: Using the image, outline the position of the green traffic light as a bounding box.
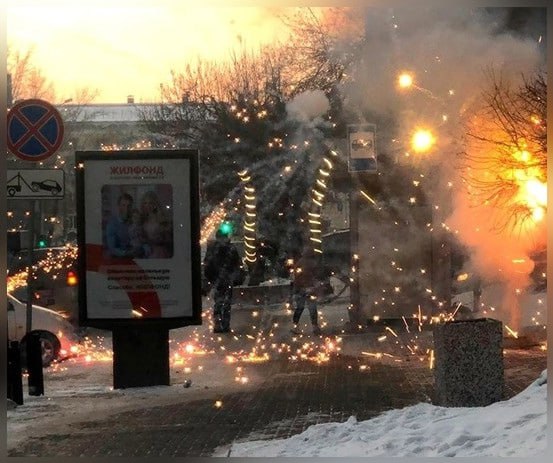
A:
[218,221,233,236]
[37,238,47,248]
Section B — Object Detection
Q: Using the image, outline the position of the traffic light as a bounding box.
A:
[37,235,48,248]
[218,221,233,236]
[66,270,78,286]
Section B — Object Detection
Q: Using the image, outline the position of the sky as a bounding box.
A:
[7,0,296,103]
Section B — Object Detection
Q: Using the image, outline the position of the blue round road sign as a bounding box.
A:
[7,99,65,162]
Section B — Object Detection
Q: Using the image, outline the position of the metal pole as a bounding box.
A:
[348,188,361,325]
[25,200,38,333]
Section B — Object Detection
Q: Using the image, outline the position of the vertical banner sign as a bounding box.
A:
[348,123,377,173]
[76,150,202,329]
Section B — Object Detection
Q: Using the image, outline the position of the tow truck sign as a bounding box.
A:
[7,169,65,199]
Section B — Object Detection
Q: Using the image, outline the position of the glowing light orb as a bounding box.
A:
[411,129,435,152]
[532,207,545,222]
[525,179,547,207]
[398,72,414,88]
[456,273,469,282]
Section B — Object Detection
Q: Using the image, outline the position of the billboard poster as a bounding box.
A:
[348,123,377,173]
[76,150,201,328]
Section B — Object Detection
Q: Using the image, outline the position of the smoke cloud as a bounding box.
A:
[286,89,330,121]
[339,6,546,328]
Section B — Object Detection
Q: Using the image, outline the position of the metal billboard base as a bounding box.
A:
[112,326,170,389]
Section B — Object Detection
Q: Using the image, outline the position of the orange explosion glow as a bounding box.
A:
[461,106,548,234]
[502,144,547,224]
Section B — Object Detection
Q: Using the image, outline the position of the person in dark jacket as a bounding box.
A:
[290,246,322,335]
[203,227,241,333]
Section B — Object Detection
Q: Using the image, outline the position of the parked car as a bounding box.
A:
[7,294,80,366]
[8,246,79,324]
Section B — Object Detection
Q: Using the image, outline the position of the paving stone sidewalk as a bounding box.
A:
[8,344,546,458]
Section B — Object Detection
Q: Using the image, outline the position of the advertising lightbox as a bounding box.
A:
[76,150,201,329]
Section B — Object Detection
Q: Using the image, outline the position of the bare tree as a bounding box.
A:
[139,9,365,199]
[8,46,56,102]
[8,45,99,107]
[139,44,295,207]
[139,41,341,283]
[141,45,289,149]
[459,69,547,234]
[140,8,366,151]
[280,7,364,96]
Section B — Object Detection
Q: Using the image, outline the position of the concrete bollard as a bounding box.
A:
[7,341,24,405]
[433,318,504,407]
[26,333,45,396]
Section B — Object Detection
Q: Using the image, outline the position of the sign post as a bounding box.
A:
[76,150,202,388]
[7,98,64,397]
[347,124,377,327]
[347,124,377,173]
[7,99,65,336]
[6,169,65,331]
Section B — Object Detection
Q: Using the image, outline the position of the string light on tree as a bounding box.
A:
[308,150,338,254]
[238,169,257,264]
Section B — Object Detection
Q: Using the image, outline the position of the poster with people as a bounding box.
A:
[76,151,201,327]
[102,185,174,259]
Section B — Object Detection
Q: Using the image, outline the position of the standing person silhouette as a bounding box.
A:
[290,245,322,335]
[203,224,241,333]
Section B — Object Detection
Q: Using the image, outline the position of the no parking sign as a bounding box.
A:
[7,99,64,162]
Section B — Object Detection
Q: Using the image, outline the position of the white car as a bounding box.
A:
[7,294,80,366]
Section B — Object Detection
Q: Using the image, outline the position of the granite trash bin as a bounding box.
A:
[433,318,503,407]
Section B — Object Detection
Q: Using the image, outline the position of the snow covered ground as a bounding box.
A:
[7,322,548,458]
[224,370,548,458]
[8,290,547,457]
[6,325,268,451]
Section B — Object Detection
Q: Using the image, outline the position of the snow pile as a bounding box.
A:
[227,370,547,457]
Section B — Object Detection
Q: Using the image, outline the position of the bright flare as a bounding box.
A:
[398,72,414,89]
[411,129,435,153]
[525,179,547,207]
